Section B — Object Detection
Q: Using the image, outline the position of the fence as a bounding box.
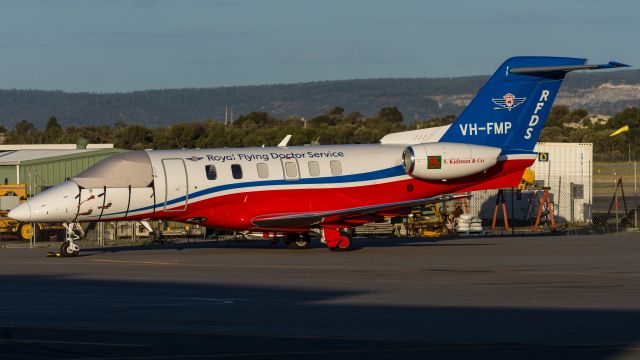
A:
[465,161,639,235]
[1,163,639,250]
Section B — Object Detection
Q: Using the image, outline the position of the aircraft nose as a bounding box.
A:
[8,201,31,222]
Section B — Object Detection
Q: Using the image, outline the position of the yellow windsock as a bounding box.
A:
[610,125,629,137]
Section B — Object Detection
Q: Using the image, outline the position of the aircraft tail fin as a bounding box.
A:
[439,56,630,152]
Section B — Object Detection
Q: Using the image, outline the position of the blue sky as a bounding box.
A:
[0,0,638,92]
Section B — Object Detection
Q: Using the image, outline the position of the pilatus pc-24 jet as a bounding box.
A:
[9,56,629,256]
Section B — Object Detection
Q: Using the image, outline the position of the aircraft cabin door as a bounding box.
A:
[162,158,188,211]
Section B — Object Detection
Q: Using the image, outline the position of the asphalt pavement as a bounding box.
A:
[0,234,639,359]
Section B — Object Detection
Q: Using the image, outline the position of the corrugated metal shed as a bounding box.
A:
[0,148,126,194]
[0,150,96,164]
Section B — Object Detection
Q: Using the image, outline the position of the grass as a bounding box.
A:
[593,162,639,196]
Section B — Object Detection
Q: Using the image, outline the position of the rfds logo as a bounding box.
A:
[186,156,204,162]
[492,93,526,111]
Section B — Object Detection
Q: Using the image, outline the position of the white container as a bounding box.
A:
[467,142,593,223]
[532,142,593,223]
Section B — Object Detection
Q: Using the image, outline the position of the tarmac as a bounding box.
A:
[0,234,639,359]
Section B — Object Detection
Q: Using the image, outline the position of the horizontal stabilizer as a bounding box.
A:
[439,56,631,152]
[510,61,630,74]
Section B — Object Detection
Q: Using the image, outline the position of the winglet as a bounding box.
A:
[278,134,292,147]
[605,61,631,69]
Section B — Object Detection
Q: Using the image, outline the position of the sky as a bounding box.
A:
[0,0,638,92]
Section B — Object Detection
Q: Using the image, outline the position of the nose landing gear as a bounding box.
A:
[60,222,82,257]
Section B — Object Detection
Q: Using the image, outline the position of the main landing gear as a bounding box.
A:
[285,232,311,250]
[321,227,352,251]
[60,222,82,257]
[272,229,353,251]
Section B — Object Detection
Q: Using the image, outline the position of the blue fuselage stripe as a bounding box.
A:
[113,164,407,215]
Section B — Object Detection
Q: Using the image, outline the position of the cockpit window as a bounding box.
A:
[73,151,153,188]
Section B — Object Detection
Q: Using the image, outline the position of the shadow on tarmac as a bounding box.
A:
[0,275,639,359]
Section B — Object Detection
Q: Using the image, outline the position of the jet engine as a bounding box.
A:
[402,142,501,181]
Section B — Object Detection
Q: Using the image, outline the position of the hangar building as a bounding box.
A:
[0,145,123,194]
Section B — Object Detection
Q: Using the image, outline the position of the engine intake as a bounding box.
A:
[402,142,501,181]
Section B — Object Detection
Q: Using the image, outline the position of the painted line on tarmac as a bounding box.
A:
[90,258,364,271]
[0,338,148,347]
[93,259,179,266]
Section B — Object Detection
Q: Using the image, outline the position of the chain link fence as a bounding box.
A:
[464,161,639,236]
[1,162,638,250]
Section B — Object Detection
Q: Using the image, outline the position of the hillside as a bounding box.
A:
[1,69,639,128]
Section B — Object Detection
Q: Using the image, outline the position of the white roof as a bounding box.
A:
[0,144,114,150]
[0,149,99,165]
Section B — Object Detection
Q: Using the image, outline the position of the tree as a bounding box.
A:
[309,114,334,126]
[15,120,35,136]
[539,126,566,142]
[327,106,344,116]
[546,105,570,127]
[114,125,152,150]
[378,106,403,123]
[234,112,279,128]
[46,116,61,132]
[44,116,63,143]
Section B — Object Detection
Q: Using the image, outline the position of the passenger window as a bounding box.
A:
[205,165,217,180]
[231,164,243,179]
[308,161,320,177]
[330,160,342,176]
[257,163,269,179]
[284,161,298,178]
[309,161,320,177]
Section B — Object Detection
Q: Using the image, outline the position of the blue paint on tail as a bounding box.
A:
[439,56,629,152]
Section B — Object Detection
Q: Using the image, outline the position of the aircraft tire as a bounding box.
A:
[60,241,79,257]
[287,233,311,250]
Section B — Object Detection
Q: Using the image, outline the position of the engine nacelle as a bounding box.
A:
[402,142,501,180]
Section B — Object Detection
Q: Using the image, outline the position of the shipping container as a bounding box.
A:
[468,142,593,224]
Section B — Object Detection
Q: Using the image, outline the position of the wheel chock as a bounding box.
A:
[46,252,61,257]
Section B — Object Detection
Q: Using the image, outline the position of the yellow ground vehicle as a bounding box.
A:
[0,184,65,241]
[408,203,451,237]
[518,168,535,190]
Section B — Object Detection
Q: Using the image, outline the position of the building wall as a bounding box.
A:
[0,165,17,185]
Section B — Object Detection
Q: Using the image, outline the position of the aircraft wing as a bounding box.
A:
[251,194,469,229]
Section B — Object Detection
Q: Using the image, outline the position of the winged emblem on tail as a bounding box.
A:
[492,93,526,111]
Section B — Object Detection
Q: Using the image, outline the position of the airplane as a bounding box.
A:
[9,56,629,256]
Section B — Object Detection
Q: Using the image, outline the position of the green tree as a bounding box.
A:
[46,116,61,132]
[327,106,344,116]
[44,116,63,143]
[378,106,403,123]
